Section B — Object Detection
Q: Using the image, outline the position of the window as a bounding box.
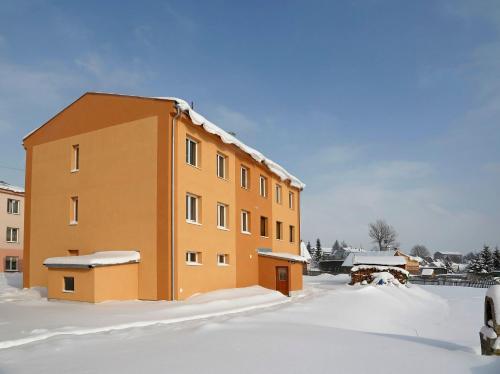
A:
[241,210,250,233]
[260,216,269,237]
[276,221,283,240]
[186,251,201,265]
[259,176,267,197]
[6,227,19,243]
[186,137,198,166]
[7,199,20,214]
[63,276,75,292]
[217,203,228,229]
[71,144,80,171]
[241,166,249,189]
[217,253,229,266]
[70,196,78,224]
[275,184,282,204]
[289,225,295,243]
[186,194,199,223]
[4,256,19,272]
[289,192,294,209]
[216,153,227,179]
[68,249,79,256]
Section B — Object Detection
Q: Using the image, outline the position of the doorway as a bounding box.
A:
[276,266,289,296]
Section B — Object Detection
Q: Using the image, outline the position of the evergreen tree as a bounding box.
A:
[314,238,323,263]
[494,246,500,270]
[468,257,482,273]
[479,245,495,273]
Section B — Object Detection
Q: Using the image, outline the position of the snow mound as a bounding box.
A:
[371,272,402,286]
[0,273,46,302]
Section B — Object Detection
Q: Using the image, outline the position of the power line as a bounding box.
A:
[0,165,24,172]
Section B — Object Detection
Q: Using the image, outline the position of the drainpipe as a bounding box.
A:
[170,104,182,301]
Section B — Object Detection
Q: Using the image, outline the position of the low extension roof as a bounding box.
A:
[44,251,140,268]
[258,251,308,263]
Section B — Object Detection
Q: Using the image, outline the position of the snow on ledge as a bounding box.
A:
[44,251,140,268]
[353,255,406,266]
[258,251,308,263]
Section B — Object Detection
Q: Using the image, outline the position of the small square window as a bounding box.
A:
[5,256,19,272]
[186,251,201,265]
[7,199,20,214]
[63,276,75,292]
[217,254,229,265]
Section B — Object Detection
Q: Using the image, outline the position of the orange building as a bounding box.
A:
[23,93,306,302]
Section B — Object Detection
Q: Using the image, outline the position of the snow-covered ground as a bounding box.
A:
[1,273,499,373]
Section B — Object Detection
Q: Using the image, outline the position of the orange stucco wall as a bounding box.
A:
[24,93,303,302]
[258,255,303,294]
[47,267,95,302]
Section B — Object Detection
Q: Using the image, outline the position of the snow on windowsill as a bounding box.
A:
[241,231,251,235]
[186,262,202,266]
[217,226,230,231]
[186,220,202,226]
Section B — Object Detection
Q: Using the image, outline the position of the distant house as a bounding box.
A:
[421,268,435,278]
[394,250,421,275]
[318,259,344,273]
[434,251,463,264]
[0,181,24,273]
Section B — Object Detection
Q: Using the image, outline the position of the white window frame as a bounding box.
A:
[63,276,75,293]
[4,256,19,272]
[186,251,201,265]
[216,153,227,179]
[241,210,250,234]
[7,198,20,214]
[240,166,249,189]
[217,203,228,229]
[71,144,80,172]
[217,253,229,266]
[186,137,198,167]
[70,196,78,225]
[275,184,282,204]
[276,221,283,240]
[259,176,267,197]
[6,227,19,243]
[289,192,294,209]
[186,194,199,224]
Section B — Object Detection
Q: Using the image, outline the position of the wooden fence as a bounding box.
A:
[410,278,498,288]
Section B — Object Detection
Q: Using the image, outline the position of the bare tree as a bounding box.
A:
[410,244,430,258]
[368,219,398,251]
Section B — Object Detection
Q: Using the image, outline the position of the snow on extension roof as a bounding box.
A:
[0,181,24,194]
[157,97,305,189]
[353,255,406,266]
[44,251,140,268]
[258,251,308,263]
[421,268,434,276]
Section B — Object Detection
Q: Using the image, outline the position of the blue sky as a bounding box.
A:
[1,0,499,253]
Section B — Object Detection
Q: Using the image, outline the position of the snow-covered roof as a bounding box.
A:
[44,251,140,268]
[421,268,434,276]
[24,93,305,190]
[343,247,366,253]
[0,181,24,194]
[300,241,312,261]
[353,255,406,266]
[258,251,308,263]
[342,251,396,267]
[435,251,463,256]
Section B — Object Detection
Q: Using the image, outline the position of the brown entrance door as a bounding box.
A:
[276,266,289,296]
